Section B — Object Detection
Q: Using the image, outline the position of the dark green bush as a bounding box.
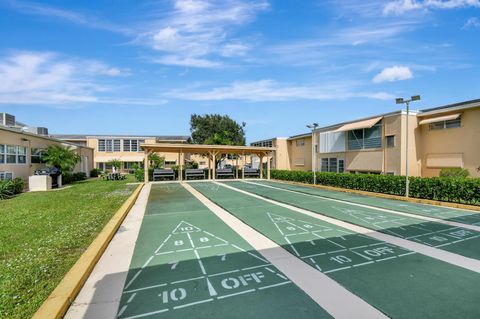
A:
[271,170,480,205]
[439,167,469,178]
[62,172,87,184]
[90,168,100,177]
[0,178,25,200]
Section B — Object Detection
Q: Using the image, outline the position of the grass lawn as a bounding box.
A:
[0,177,138,319]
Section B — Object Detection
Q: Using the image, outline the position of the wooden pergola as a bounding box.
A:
[140,143,276,182]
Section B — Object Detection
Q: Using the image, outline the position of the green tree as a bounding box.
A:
[107,159,122,171]
[190,114,246,146]
[42,145,81,173]
[149,153,165,169]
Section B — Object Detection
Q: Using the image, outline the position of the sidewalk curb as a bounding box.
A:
[32,183,144,319]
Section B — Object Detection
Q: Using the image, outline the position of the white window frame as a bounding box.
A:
[320,157,344,173]
[0,172,14,180]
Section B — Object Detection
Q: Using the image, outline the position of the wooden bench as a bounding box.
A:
[153,169,175,181]
[185,169,205,180]
[243,168,260,178]
[216,168,234,179]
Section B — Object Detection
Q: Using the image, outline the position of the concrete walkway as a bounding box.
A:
[64,184,151,319]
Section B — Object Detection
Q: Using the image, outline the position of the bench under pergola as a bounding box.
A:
[140,143,275,182]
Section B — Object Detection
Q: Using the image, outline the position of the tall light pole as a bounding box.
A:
[307,123,319,184]
[395,95,421,198]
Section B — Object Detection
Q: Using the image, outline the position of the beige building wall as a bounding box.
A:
[0,128,93,181]
[418,107,480,178]
[287,135,312,171]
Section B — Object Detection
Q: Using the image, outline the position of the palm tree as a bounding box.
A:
[42,145,81,173]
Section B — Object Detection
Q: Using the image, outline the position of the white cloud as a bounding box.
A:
[142,0,269,68]
[0,51,162,106]
[384,0,480,15]
[463,17,480,28]
[164,79,393,101]
[372,65,413,83]
[3,0,132,34]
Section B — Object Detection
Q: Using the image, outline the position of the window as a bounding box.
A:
[0,172,13,180]
[338,159,345,173]
[31,148,46,163]
[1,145,27,164]
[98,139,106,152]
[0,145,4,164]
[320,158,344,173]
[429,117,461,130]
[319,131,346,153]
[165,160,176,165]
[328,158,337,172]
[123,139,143,152]
[321,158,329,172]
[386,135,395,148]
[296,139,305,147]
[123,139,131,152]
[251,140,273,147]
[347,123,382,150]
[113,139,121,152]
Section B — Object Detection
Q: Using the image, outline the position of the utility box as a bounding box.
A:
[29,175,52,192]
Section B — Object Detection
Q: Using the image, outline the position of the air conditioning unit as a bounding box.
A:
[37,127,49,135]
[0,113,16,126]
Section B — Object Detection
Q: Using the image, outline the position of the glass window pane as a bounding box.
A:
[338,159,344,173]
[98,139,106,152]
[18,155,26,164]
[0,145,4,153]
[7,145,16,154]
[321,158,329,172]
[18,146,27,155]
[7,155,16,163]
[364,125,382,149]
[0,154,4,163]
[445,118,461,128]
[348,130,363,150]
[113,139,121,152]
[123,140,131,152]
[329,158,337,172]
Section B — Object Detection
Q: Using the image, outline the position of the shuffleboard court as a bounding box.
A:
[116,183,331,319]
[257,180,480,226]
[190,181,480,319]
[226,180,480,260]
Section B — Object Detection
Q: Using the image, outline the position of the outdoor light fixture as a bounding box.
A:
[307,123,319,185]
[394,95,421,198]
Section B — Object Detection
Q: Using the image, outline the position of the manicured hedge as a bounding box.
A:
[271,170,480,205]
[0,178,25,200]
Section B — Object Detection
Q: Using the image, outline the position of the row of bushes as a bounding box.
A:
[62,172,88,184]
[271,170,480,205]
[0,178,25,200]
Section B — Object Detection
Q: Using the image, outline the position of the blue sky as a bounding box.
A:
[1,0,479,142]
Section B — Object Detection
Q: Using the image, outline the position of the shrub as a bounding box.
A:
[90,168,100,177]
[0,178,25,200]
[439,167,469,178]
[134,168,154,182]
[62,172,87,185]
[271,170,480,205]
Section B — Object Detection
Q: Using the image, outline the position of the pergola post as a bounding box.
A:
[212,151,217,180]
[235,155,239,179]
[144,150,150,183]
[179,151,184,181]
[267,152,271,180]
[259,154,264,179]
[241,152,245,179]
[207,153,211,179]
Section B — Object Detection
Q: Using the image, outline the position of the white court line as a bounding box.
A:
[217,182,480,274]
[154,234,171,254]
[171,275,205,285]
[246,181,480,233]
[123,282,167,294]
[126,293,137,304]
[259,281,292,290]
[120,308,168,319]
[173,298,214,309]
[117,305,128,317]
[324,266,351,274]
[183,182,389,319]
[193,249,207,275]
[217,289,256,299]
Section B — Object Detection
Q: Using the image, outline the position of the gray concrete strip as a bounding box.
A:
[183,182,388,319]
[245,180,480,232]
[64,183,152,319]
[218,181,480,274]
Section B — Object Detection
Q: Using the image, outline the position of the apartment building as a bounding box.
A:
[0,113,93,181]
[251,98,480,178]
[52,135,190,172]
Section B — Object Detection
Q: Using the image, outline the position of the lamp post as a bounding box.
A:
[395,95,421,198]
[307,123,319,184]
